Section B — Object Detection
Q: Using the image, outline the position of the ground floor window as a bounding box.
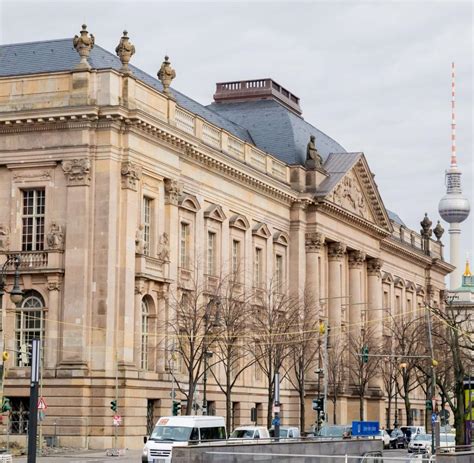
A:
[10,397,29,435]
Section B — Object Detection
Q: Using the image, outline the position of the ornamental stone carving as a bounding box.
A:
[115,30,135,74]
[73,24,95,69]
[305,135,323,170]
[47,280,61,292]
[135,280,146,295]
[62,159,91,186]
[433,220,444,242]
[348,250,366,268]
[420,213,433,238]
[0,225,10,250]
[327,242,346,261]
[157,233,170,262]
[46,222,64,250]
[121,161,142,191]
[305,232,325,253]
[367,258,383,276]
[331,172,369,220]
[157,56,176,97]
[164,178,182,205]
[135,224,147,255]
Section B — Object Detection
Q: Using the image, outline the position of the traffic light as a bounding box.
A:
[361,345,369,363]
[110,400,117,412]
[312,397,324,411]
[172,400,181,416]
[2,352,9,362]
[1,397,11,413]
[425,399,433,411]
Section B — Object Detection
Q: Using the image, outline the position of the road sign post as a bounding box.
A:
[27,339,40,463]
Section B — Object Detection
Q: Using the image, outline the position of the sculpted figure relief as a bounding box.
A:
[46,222,64,250]
[332,173,368,219]
[0,225,9,250]
[157,233,170,262]
[115,30,135,73]
[306,135,323,169]
[73,24,95,69]
[135,225,147,255]
[157,56,176,97]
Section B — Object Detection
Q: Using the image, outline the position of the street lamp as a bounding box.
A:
[0,255,24,306]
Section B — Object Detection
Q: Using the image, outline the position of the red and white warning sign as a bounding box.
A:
[38,397,48,410]
[113,414,122,426]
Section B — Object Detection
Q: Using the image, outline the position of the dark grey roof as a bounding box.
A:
[0,39,253,143]
[207,100,346,165]
[315,152,362,196]
[387,210,406,226]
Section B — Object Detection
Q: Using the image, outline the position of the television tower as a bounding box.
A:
[438,62,470,289]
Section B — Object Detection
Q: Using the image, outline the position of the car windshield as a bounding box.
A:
[414,434,431,441]
[440,435,455,443]
[391,429,403,438]
[319,426,346,437]
[150,425,194,442]
[269,428,288,438]
[230,429,255,438]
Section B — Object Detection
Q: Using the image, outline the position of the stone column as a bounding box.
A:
[59,158,91,369]
[367,257,384,391]
[305,232,325,310]
[327,242,346,336]
[348,250,366,336]
[45,278,61,369]
[289,202,307,300]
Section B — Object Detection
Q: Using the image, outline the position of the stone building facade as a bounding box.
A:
[0,34,453,449]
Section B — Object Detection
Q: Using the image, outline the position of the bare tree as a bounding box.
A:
[209,272,255,432]
[381,336,398,429]
[251,285,300,428]
[285,292,322,432]
[327,332,346,424]
[348,325,382,421]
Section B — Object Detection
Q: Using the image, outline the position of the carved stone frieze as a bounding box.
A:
[367,258,383,276]
[164,178,183,205]
[327,242,346,261]
[47,280,61,292]
[305,232,325,253]
[121,161,142,191]
[329,171,370,220]
[46,222,65,250]
[61,158,91,186]
[12,170,52,182]
[348,250,366,269]
[0,225,10,250]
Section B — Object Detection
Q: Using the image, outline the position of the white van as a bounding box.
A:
[142,415,226,463]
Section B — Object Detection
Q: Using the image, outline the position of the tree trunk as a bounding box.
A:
[299,389,305,432]
[267,390,273,429]
[226,368,232,433]
[404,395,412,426]
[359,393,364,421]
[332,398,337,425]
[386,397,392,429]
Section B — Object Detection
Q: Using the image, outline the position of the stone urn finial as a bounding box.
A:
[420,212,433,238]
[73,24,95,69]
[433,220,445,242]
[115,30,135,74]
[157,55,176,98]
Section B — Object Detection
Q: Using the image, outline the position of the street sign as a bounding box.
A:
[273,405,280,414]
[351,421,380,437]
[113,415,122,426]
[431,413,437,424]
[38,397,47,410]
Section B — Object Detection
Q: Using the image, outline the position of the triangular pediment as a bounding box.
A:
[323,155,392,232]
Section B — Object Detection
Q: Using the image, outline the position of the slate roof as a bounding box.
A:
[0,39,253,144]
[207,100,346,165]
[387,210,406,226]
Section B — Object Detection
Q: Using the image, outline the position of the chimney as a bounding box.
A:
[213,78,302,115]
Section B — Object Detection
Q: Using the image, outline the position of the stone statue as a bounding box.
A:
[73,24,95,69]
[433,220,445,242]
[115,30,135,74]
[306,135,323,169]
[157,232,170,262]
[135,224,147,255]
[420,213,433,238]
[0,225,9,250]
[46,222,64,250]
[157,56,176,97]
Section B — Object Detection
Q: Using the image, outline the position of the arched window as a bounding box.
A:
[141,298,149,370]
[15,291,45,367]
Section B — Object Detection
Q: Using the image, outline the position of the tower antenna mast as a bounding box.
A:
[450,62,457,168]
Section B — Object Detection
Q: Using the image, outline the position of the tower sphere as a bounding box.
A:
[438,193,470,223]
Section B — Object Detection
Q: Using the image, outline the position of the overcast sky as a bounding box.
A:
[1,0,473,281]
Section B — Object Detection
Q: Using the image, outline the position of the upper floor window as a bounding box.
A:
[232,239,241,276]
[180,222,190,269]
[22,189,45,251]
[141,299,149,370]
[143,197,152,256]
[207,231,216,276]
[275,254,283,292]
[15,291,45,367]
[254,248,263,288]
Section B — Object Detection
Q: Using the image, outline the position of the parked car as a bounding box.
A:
[376,429,390,449]
[438,433,455,453]
[401,425,426,443]
[390,428,407,449]
[315,425,352,439]
[407,433,432,454]
[229,426,270,440]
[269,426,300,439]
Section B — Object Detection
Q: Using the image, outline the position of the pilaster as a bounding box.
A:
[348,250,366,334]
[327,242,346,336]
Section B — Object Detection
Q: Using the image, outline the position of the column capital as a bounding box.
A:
[367,257,383,276]
[348,250,366,269]
[305,232,325,253]
[121,161,142,191]
[164,178,183,205]
[61,158,91,186]
[327,242,346,261]
[47,278,61,292]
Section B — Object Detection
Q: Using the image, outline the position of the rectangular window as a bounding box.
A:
[143,197,152,256]
[207,231,216,276]
[254,248,262,288]
[22,189,45,251]
[275,254,283,292]
[180,222,190,269]
[232,239,240,275]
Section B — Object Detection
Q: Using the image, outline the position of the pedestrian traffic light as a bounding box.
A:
[172,400,181,416]
[1,397,11,413]
[110,400,117,412]
[361,345,369,363]
[425,400,433,411]
[312,397,324,411]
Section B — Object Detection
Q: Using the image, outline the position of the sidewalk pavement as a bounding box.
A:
[13,448,142,462]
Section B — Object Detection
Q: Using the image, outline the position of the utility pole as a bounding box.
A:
[322,324,329,425]
[27,339,40,463]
